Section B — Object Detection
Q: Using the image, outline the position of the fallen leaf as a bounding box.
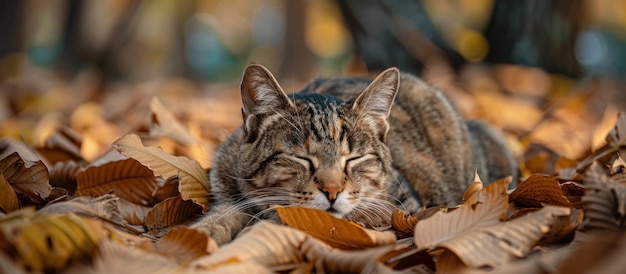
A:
[463,171,484,201]
[0,211,105,273]
[76,158,158,206]
[276,206,396,250]
[36,126,85,164]
[152,226,218,264]
[0,152,51,205]
[112,134,209,212]
[64,239,179,274]
[144,196,201,230]
[37,195,123,225]
[115,198,151,226]
[191,221,395,273]
[0,173,20,212]
[391,209,417,237]
[49,160,83,193]
[437,206,571,268]
[149,97,199,145]
[581,162,626,231]
[414,177,511,248]
[509,174,573,208]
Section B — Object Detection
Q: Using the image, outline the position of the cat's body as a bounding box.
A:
[192,64,517,244]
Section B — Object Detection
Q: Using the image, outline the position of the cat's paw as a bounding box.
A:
[191,220,233,245]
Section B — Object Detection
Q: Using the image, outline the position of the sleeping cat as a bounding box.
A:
[192,64,517,244]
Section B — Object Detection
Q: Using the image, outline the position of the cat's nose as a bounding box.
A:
[320,186,344,201]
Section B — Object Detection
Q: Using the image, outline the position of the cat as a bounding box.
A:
[192,64,517,244]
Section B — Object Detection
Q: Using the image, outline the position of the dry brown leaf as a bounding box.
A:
[49,160,83,193]
[153,226,218,264]
[560,181,585,209]
[436,206,571,268]
[149,97,199,145]
[611,155,626,186]
[276,206,396,250]
[435,250,466,273]
[391,209,417,237]
[45,187,70,205]
[509,174,573,208]
[37,195,124,225]
[555,231,626,274]
[144,196,201,230]
[605,111,626,147]
[463,171,484,201]
[76,158,158,206]
[581,162,626,231]
[0,152,51,205]
[191,221,395,273]
[36,126,85,164]
[0,173,20,212]
[153,175,180,203]
[64,239,179,274]
[115,198,151,226]
[414,177,511,248]
[377,246,435,272]
[112,134,209,212]
[0,211,105,273]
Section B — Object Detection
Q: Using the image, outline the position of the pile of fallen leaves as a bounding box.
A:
[1,64,626,273]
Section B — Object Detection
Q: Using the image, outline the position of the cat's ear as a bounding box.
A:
[240,64,294,138]
[351,67,400,141]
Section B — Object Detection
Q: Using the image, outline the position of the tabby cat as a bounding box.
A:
[192,64,517,244]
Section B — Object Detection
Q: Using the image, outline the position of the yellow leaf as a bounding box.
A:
[0,212,105,272]
[0,173,20,212]
[276,206,396,250]
[112,134,209,212]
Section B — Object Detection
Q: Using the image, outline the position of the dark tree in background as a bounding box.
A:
[337,0,465,75]
[339,0,588,78]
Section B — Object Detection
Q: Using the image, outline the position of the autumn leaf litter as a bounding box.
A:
[2,66,626,273]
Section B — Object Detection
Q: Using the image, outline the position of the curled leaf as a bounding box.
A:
[276,206,396,250]
[0,173,20,212]
[0,152,51,205]
[463,171,484,201]
[437,206,571,268]
[153,227,218,264]
[391,209,417,237]
[509,174,572,208]
[144,196,201,230]
[112,134,209,212]
[415,176,511,248]
[76,158,158,206]
[0,212,105,273]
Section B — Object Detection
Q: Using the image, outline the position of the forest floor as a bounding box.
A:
[1,61,626,273]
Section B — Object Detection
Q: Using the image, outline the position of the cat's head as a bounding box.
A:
[236,64,399,225]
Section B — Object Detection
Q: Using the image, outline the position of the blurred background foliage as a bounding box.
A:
[1,0,626,84]
[1,0,626,171]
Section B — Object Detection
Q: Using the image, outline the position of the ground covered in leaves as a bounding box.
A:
[1,64,626,273]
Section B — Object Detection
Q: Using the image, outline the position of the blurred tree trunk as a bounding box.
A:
[0,1,24,58]
[280,0,318,81]
[337,0,465,75]
[484,0,583,77]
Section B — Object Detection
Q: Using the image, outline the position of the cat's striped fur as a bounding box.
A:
[192,64,517,244]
